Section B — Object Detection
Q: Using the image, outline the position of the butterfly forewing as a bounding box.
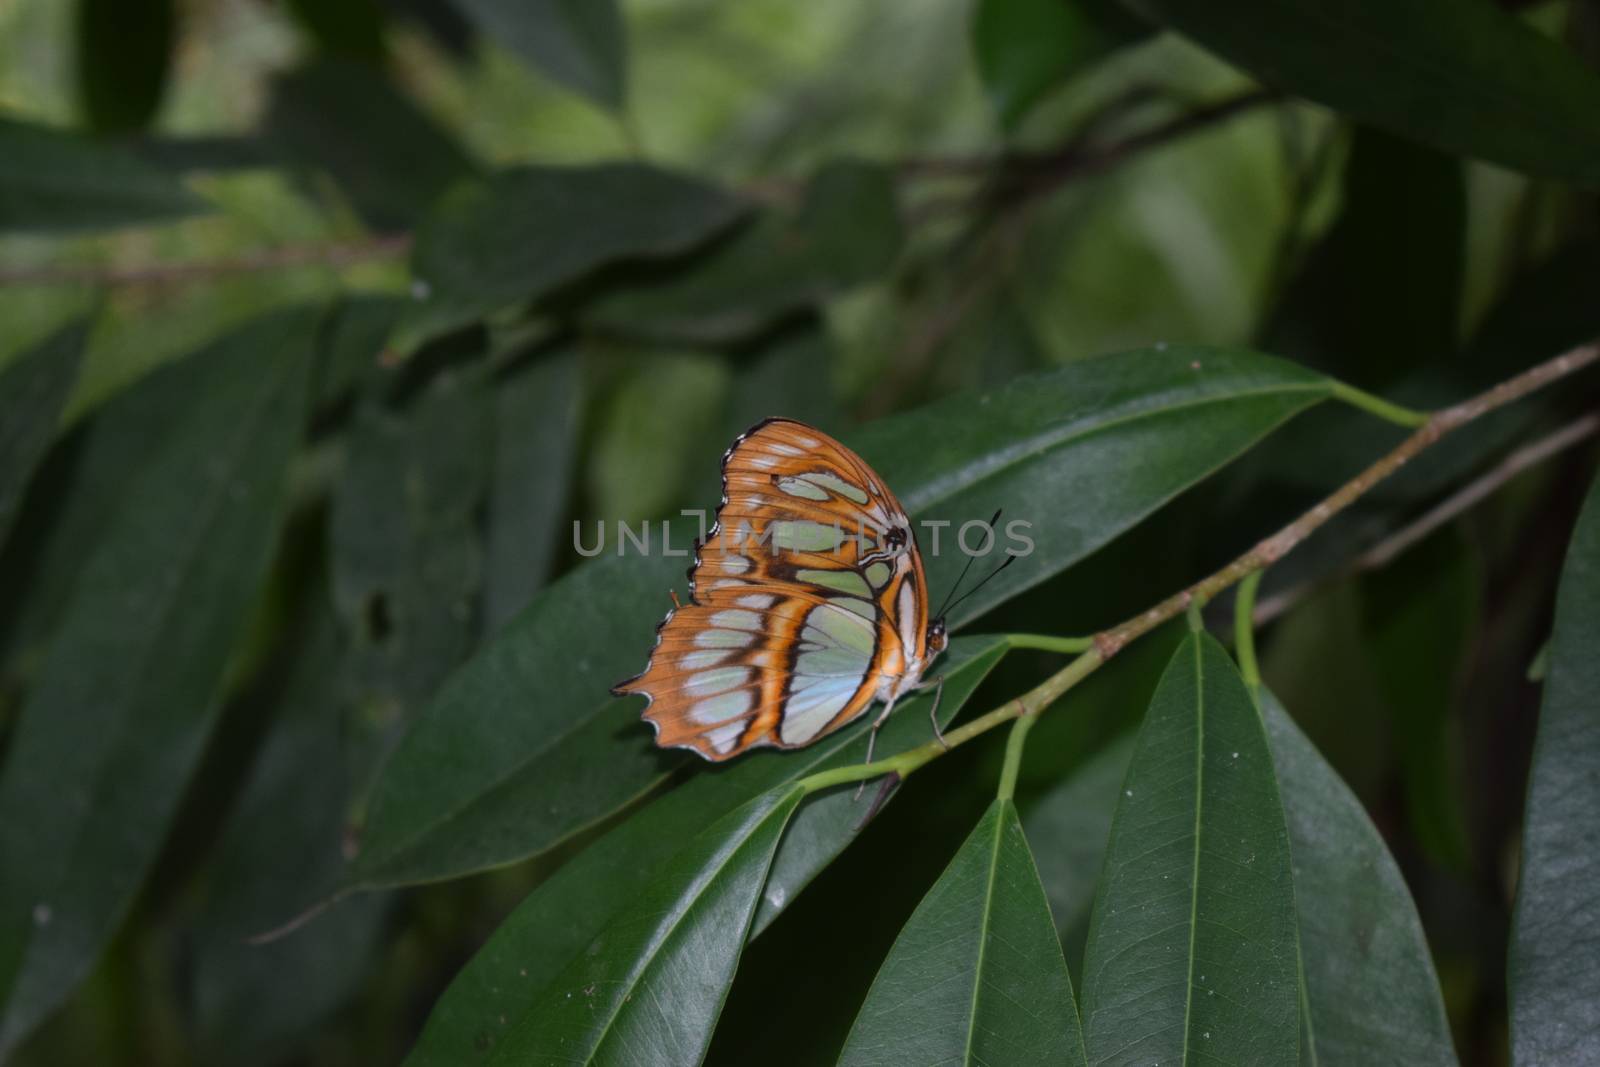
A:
[613,418,932,760]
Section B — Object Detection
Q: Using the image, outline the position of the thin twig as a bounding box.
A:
[799,340,1600,794]
[1253,410,1600,625]
[0,234,413,288]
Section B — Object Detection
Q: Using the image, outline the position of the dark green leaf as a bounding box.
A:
[0,116,205,232]
[1509,469,1600,1063]
[266,60,477,229]
[973,0,1151,129]
[1123,0,1600,183]
[1079,633,1300,1064]
[0,318,88,554]
[76,0,174,133]
[586,161,905,345]
[313,294,406,409]
[1262,691,1457,1065]
[454,0,626,109]
[396,164,747,351]
[190,612,387,1066]
[1263,125,1465,388]
[485,351,580,630]
[352,346,1333,892]
[402,635,1006,1067]
[331,369,492,809]
[485,787,804,1065]
[0,310,317,1054]
[1020,735,1134,948]
[284,0,388,61]
[839,798,1089,1066]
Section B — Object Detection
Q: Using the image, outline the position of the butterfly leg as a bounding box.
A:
[853,695,901,801]
[925,674,948,750]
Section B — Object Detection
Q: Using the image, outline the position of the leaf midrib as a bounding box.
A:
[1180,636,1205,1067]
[962,804,1005,1066]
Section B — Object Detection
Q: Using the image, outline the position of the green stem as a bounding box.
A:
[1006,633,1095,653]
[1330,381,1429,428]
[1234,570,1264,697]
[997,710,1038,801]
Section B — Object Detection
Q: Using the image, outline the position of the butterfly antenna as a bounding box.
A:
[938,552,1019,621]
[934,509,1001,619]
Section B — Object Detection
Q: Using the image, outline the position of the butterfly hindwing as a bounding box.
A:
[613,419,932,760]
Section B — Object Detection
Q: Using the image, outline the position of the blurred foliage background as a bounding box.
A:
[0,0,1597,1064]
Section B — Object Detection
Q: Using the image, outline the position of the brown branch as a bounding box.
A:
[848,340,1600,783]
[1253,410,1600,625]
[0,234,413,289]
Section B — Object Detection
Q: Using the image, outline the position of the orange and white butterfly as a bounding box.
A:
[613,418,949,762]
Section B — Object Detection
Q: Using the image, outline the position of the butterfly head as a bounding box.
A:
[926,617,949,655]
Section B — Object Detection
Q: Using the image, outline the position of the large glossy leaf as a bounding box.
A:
[485,351,580,630]
[350,346,1333,893]
[1509,470,1600,1064]
[0,116,205,232]
[585,161,905,345]
[266,60,478,229]
[839,798,1089,1066]
[486,786,804,1065]
[1261,691,1457,1064]
[0,310,317,1054]
[454,0,626,109]
[973,0,1151,129]
[1079,633,1300,1064]
[402,635,1006,1067]
[394,164,747,351]
[0,318,88,555]
[76,0,173,133]
[1124,0,1600,183]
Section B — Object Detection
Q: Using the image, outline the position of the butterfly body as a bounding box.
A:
[613,418,948,761]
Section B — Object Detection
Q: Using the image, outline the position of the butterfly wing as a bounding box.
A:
[613,418,932,760]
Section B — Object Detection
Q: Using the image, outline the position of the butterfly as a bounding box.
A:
[612,417,950,763]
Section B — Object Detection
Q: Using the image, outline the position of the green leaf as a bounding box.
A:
[76,0,174,133]
[1509,469,1600,1063]
[395,164,747,351]
[1124,0,1600,183]
[189,612,388,1066]
[351,346,1333,892]
[454,0,626,109]
[586,161,905,345]
[331,368,492,811]
[1020,735,1134,948]
[485,786,805,1065]
[401,635,1006,1067]
[485,351,581,630]
[266,60,478,229]
[839,798,1089,1066]
[973,0,1151,129]
[283,0,387,62]
[1079,632,1300,1064]
[0,318,88,555]
[0,115,206,232]
[0,309,317,1054]
[1261,691,1457,1064]
[312,295,406,409]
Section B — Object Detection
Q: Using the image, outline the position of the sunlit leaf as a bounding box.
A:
[839,798,1089,1066]
[1079,632,1300,1064]
[1509,469,1600,1064]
